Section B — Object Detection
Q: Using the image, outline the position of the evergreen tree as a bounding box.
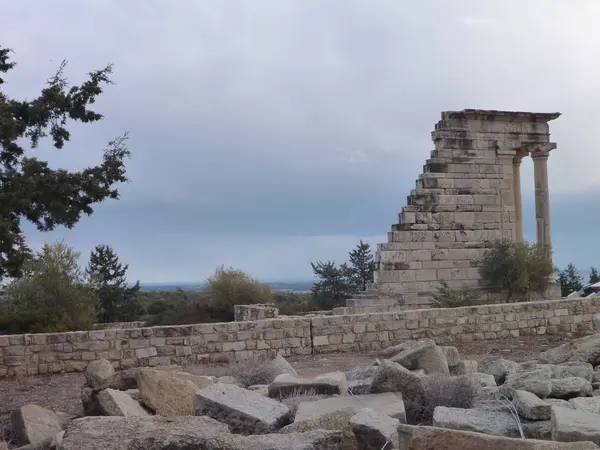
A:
[590,266,600,285]
[310,261,352,309]
[86,245,141,322]
[557,262,584,297]
[348,240,376,291]
[0,46,130,281]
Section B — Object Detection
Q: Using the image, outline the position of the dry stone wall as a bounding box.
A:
[1,297,598,378]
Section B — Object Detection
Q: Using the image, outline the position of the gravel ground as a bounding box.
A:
[0,334,570,445]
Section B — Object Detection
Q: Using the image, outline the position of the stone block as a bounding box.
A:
[268,372,348,398]
[350,407,399,450]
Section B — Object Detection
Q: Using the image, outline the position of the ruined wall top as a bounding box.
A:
[441,110,561,123]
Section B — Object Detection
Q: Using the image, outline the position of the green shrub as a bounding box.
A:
[477,239,555,302]
[431,281,481,308]
[207,266,273,314]
[0,242,97,334]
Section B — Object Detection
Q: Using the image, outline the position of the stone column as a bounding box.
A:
[512,149,527,242]
[530,143,557,250]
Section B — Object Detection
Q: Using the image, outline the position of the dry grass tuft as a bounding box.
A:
[185,356,281,388]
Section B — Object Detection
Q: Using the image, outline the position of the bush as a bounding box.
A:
[207,266,273,314]
[406,373,477,425]
[0,242,97,334]
[186,356,280,388]
[477,239,555,302]
[431,281,481,308]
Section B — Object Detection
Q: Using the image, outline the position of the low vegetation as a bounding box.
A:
[185,356,281,388]
[430,281,481,308]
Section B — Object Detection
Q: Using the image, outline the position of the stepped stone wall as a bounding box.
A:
[365,110,561,308]
[1,296,597,378]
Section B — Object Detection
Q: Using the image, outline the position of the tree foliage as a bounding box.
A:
[477,239,555,302]
[86,244,141,322]
[310,261,353,309]
[207,266,273,315]
[557,262,585,297]
[431,281,481,308]
[0,46,130,281]
[590,266,600,285]
[0,241,97,333]
[347,240,376,291]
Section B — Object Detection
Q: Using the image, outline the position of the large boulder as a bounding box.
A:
[109,365,183,390]
[485,358,522,384]
[268,371,347,398]
[549,377,593,399]
[85,359,115,389]
[441,346,460,368]
[279,408,356,450]
[540,335,600,366]
[11,404,63,446]
[546,398,575,409]
[293,392,406,423]
[398,423,600,449]
[499,369,552,399]
[267,354,298,377]
[460,373,497,388]
[56,416,342,450]
[369,360,424,401]
[136,368,213,416]
[97,388,150,417]
[569,397,600,414]
[390,341,449,374]
[196,382,291,434]
[455,360,478,375]
[513,390,552,421]
[433,406,551,439]
[551,405,600,445]
[350,408,399,450]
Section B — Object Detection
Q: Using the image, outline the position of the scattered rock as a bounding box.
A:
[369,360,424,402]
[123,389,141,402]
[80,388,101,416]
[513,390,552,421]
[97,388,150,417]
[545,398,575,409]
[540,335,600,366]
[279,408,356,449]
[433,406,551,439]
[217,376,243,387]
[345,365,378,382]
[56,416,342,450]
[293,392,407,423]
[196,382,291,434]
[549,377,593,399]
[390,341,449,374]
[268,371,348,398]
[485,358,521,384]
[441,346,460,368]
[455,360,478,375]
[520,361,539,371]
[398,423,600,449]
[569,397,600,414]
[84,359,115,389]
[280,394,329,417]
[11,404,63,446]
[350,407,399,450]
[499,369,552,399]
[109,365,182,390]
[137,369,208,416]
[551,405,600,445]
[348,378,373,395]
[381,339,436,358]
[460,373,497,388]
[267,354,298,378]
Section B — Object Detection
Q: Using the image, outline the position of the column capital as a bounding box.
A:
[525,142,557,158]
[513,148,529,163]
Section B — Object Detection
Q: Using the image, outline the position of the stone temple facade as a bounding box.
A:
[335,110,562,315]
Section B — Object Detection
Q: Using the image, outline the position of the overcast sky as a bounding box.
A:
[2,1,599,283]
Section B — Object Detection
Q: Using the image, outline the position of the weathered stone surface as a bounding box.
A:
[569,397,600,414]
[268,371,347,398]
[109,365,183,390]
[267,354,298,378]
[196,382,291,434]
[217,376,243,387]
[294,392,407,423]
[485,358,521,384]
[549,377,593,399]
[350,407,399,450]
[57,416,342,450]
[369,360,424,401]
[97,388,149,417]
[460,373,496,388]
[280,408,356,450]
[540,335,600,366]
[513,390,552,421]
[441,346,460,368]
[85,359,115,389]
[455,360,478,375]
[551,362,594,381]
[381,339,435,358]
[280,394,329,417]
[433,406,551,439]
[124,389,141,402]
[11,404,63,446]
[390,341,449,374]
[398,423,600,450]
[345,364,378,381]
[499,369,552,399]
[348,378,373,395]
[546,398,574,409]
[551,405,600,444]
[137,369,206,416]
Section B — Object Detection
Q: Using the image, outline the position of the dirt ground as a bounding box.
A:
[0,334,568,430]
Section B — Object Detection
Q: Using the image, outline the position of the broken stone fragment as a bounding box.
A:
[512,390,552,421]
[268,371,348,398]
[11,404,63,446]
[84,359,115,389]
[97,388,150,417]
[350,407,399,450]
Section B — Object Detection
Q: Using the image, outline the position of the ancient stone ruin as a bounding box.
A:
[341,110,562,314]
